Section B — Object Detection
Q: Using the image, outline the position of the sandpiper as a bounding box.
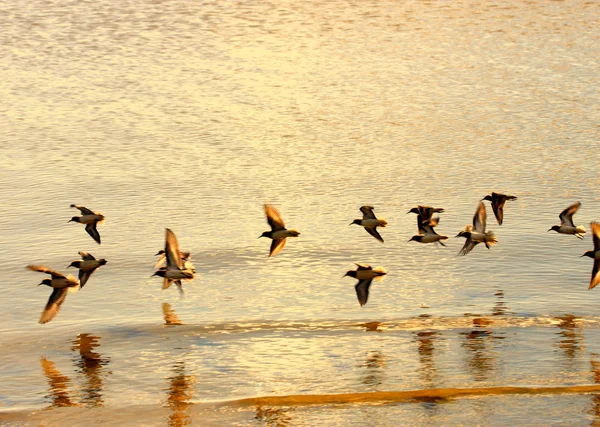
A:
[582,221,600,290]
[482,192,517,225]
[260,204,300,257]
[456,202,497,256]
[27,265,80,324]
[409,214,448,246]
[67,251,107,288]
[155,249,194,272]
[407,205,444,226]
[350,206,387,243]
[69,204,104,244]
[152,228,195,293]
[344,264,387,306]
[548,202,586,239]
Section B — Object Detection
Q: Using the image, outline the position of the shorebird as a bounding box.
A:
[67,251,107,288]
[152,228,195,294]
[407,205,444,226]
[154,249,194,272]
[260,204,300,257]
[582,221,600,290]
[482,192,517,225]
[27,265,80,324]
[548,202,586,239]
[409,214,448,246]
[69,204,104,244]
[344,264,387,306]
[350,206,387,243]
[456,202,497,256]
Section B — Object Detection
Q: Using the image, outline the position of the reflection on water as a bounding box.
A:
[415,331,440,386]
[461,318,504,382]
[71,334,111,407]
[163,303,184,326]
[589,357,600,425]
[361,351,386,387]
[492,289,509,316]
[255,406,292,427]
[556,314,585,362]
[165,362,196,427]
[362,321,382,332]
[40,357,77,408]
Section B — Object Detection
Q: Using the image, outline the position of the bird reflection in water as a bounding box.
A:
[40,357,77,408]
[555,314,584,362]
[492,289,510,316]
[255,406,293,427]
[166,361,196,427]
[461,317,504,381]
[362,321,382,332]
[361,350,386,387]
[71,333,111,406]
[415,331,440,386]
[589,356,600,425]
[163,302,184,326]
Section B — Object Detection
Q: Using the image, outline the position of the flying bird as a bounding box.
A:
[67,251,107,288]
[27,265,80,324]
[69,204,104,244]
[482,192,517,225]
[154,249,194,272]
[456,202,497,256]
[259,204,300,257]
[407,205,444,226]
[409,214,448,246]
[582,221,600,290]
[548,202,586,239]
[350,206,388,243]
[344,264,387,306]
[152,228,195,293]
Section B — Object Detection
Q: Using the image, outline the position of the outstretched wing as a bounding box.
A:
[70,204,95,215]
[269,238,287,257]
[458,238,477,256]
[40,288,69,324]
[355,279,373,306]
[265,204,286,231]
[473,202,486,234]
[27,265,66,280]
[165,228,183,269]
[85,223,101,244]
[590,259,600,290]
[559,202,581,227]
[78,251,96,261]
[592,222,600,251]
[360,206,377,220]
[365,227,384,243]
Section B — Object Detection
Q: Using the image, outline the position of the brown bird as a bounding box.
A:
[152,228,195,293]
[350,206,388,243]
[69,204,104,244]
[482,193,517,225]
[67,251,107,288]
[28,265,80,324]
[260,204,300,257]
[344,264,387,306]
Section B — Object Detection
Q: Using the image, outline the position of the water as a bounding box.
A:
[1,0,600,425]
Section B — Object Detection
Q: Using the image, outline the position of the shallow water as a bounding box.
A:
[1,0,600,425]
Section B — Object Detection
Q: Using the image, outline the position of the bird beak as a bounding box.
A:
[547,228,552,232]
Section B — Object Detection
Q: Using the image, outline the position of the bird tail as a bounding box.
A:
[576,226,586,234]
[373,267,387,281]
[484,231,498,248]
[378,218,388,227]
[288,229,301,237]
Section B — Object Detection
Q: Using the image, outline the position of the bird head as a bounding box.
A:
[343,270,357,278]
[407,208,419,214]
[349,219,361,226]
[38,279,52,287]
[68,217,80,223]
[482,195,493,202]
[548,226,560,233]
[259,231,271,238]
[582,251,595,258]
[67,261,81,268]
[152,270,166,278]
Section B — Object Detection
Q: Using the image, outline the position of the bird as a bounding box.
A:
[69,204,104,244]
[482,192,517,225]
[27,265,80,324]
[154,249,194,272]
[152,228,195,294]
[409,214,448,246]
[407,205,444,226]
[344,264,387,306]
[582,221,600,290]
[259,204,300,257]
[548,202,586,239]
[456,202,497,256]
[350,206,388,243]
[67,251,107,288]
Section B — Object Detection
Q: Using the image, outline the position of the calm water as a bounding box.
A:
[1,0,600,425]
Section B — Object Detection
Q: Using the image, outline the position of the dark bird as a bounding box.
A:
[350,206,387,243]
[67,251,107,288]
[407,205,444,226]
[259,204,300,257]
[482,192,517,225]
[582,221,600,290]
[154,249,194,272]
[344,264,387,306]
[69,204,104,244]
[456,202,497,256]
[409,214,448,246]
[548,202,586,239]
[152,228,195,293]
[27,265,80,324]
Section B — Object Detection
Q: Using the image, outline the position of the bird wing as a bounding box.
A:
[39,288,69,324]
[165,228,184,269]
[473,202,486,234]
[590,259,600,290]
[355,279,373,306]
[78,269,94,288]
[360,206,377,220]
[264,204,286,231]
[70,204,95,215]
[269,238,287,257]
[559,202,581,227]
[365,227,384,243]
[416,215,427,235]
[592,222,600,251]
[354,263,372,270]
[27,265,66,280]
[458,237,477,256]
[78,251,96,261]
[154,253,167,269]
[85,223,101,245]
